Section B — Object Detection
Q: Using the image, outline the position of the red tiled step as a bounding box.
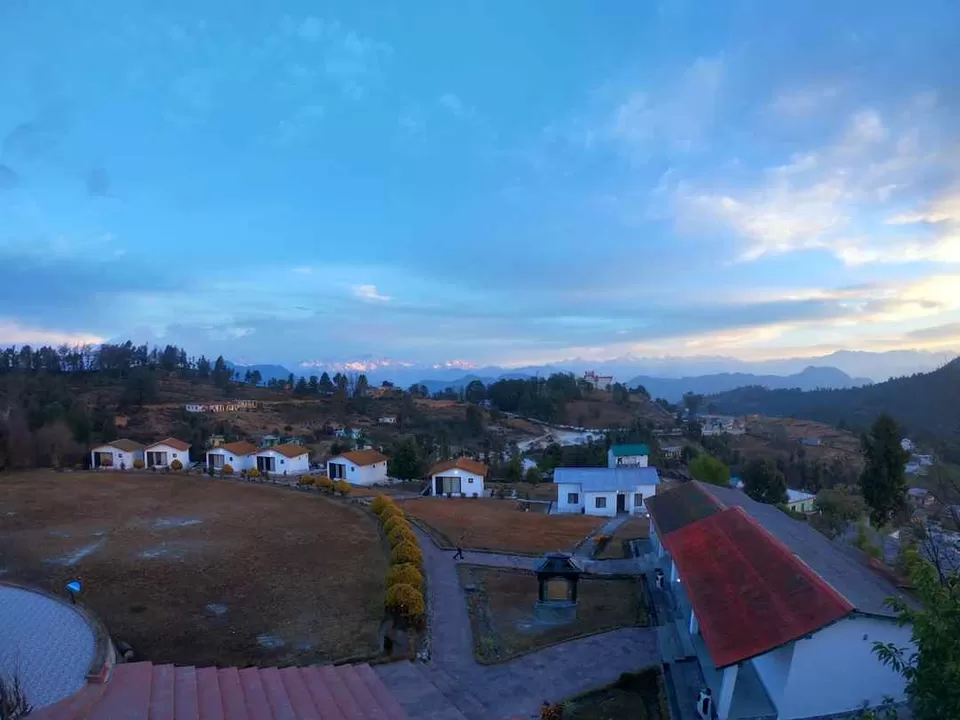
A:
[317,665,364,719]
[149,663,176,720]
[353,664,407,720]
[174,666,200,719]
[216,668,250,720]
[239,667,274,719]
[91,661,154,719]
[196,666,224,720]
[299,666,347,720]
[337,665,387,720]
[261,667,297,720]
[277,667,322,719]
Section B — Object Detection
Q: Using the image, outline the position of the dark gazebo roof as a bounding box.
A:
[536,552,583,575]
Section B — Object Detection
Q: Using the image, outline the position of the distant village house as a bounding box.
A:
[607,443,649,468]
[582,370,613,391]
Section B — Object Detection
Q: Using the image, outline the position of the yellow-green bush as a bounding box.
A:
[318,476,334,492]
[371,495,393,515]
[387,525,416,547]
[248,468,261,478]
[382,515,411,536]
[300,476,315,486]
[380,505,405,523]
[385,583,425,619]
[334,480,351,496]
[222,464,234,476]
[386,563,423,590]
[391,541,423,567]
[133,459,144,470]
[170,459,183,471]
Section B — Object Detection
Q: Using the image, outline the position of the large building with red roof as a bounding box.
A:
[646,481,915,720]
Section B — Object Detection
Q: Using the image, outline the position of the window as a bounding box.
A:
[441,476,462,495]
[634,492,643,508]
[595,497,607,509]
[567,492,579,504]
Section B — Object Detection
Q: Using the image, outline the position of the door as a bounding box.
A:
[616,493,626,513]
[435,477,443,496]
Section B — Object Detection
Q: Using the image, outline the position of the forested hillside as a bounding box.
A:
[710,358,960,460]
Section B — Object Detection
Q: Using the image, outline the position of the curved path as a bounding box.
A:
[412,527,660,719]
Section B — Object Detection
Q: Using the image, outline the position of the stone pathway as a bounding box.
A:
[412,527,661,719]
[572,514,632,558]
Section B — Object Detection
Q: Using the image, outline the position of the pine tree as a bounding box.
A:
[859,413,910,527]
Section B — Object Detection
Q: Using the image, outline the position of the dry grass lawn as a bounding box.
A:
[458,565,647,663]
[596,516,650,560]
[399,497,604,554]
[0,471,387,668]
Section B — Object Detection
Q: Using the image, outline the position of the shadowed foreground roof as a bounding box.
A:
[645,481,723,536]
[663,507,854,668]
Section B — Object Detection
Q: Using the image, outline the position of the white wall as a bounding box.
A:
[430,469,484,497]
[632,483,659,511]
[555,482,585,513]
[328,456,388,486]
[255,450,309,475]
[145,444,189,468]
[751,642,795,711]
[90,446,143,470]
[584,490,617,517]
[778,615,912,718]
[205,449,255,471]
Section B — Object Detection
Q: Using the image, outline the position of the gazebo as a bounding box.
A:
[534,552,583,624]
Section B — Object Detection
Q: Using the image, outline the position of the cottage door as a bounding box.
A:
[616,494,626,513]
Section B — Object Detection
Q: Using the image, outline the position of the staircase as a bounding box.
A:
[374,661,492,720]
[31,660,410,719]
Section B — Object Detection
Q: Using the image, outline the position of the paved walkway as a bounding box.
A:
[415,527,661,718]
[572,514,632,558]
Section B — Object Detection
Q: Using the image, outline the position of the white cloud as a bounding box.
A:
[0,320,105,346]
[770,85,839,116]
[439,93,469,117]
[293,17,392,97]
[353,284,391,302]
[610,56,723,155]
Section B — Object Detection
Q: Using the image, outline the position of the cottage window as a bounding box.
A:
[567,493,579,504]
[595,497,607,509]
[634,492,643,508]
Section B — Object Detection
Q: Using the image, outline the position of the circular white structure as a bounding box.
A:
[0,583,99,709]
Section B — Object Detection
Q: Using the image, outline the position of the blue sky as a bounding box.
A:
[2,0,960,369]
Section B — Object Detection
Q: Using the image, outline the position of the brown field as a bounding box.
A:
[486,481,557,501]
[0,471,387,667]
[457,565,647,663]
[398,497,604,554]
[596,516,650,560]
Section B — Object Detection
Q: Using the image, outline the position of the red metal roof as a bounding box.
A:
[662,506,854,668]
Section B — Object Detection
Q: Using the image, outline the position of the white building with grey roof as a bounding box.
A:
[553,466,661,517]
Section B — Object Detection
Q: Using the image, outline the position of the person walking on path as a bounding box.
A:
[453,533,465,560]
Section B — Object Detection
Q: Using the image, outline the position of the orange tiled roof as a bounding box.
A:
[269,443,309,459]
[338,450,388,467]
[429,457,488,477]
[147,437,191,452]
[216,441,258,456]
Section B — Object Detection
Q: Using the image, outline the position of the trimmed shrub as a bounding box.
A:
[300,476,315,486]
[248,468,261,479]
[170,459,183,471]
[318,476,334,493]
[391,541,423,567]
[371,495,393,515]
[222,464,234,476]
[387,525,416,547]
[385,583,425,619]
[380,505,405,523]
[132,459,144,470]
[333,480,351,496]
[386,563,423,590]
[382,515,411,536]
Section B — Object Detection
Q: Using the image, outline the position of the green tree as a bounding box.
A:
[465,404,484,435]
[873,550,960,720]
[813,487,867,539]
[318,372,334,394]
[680,445,699,464]
[293,377,309,395]
[464,380,486,404]
[354,373,370,398]
[859,413,910,527]
[742,457,788,504]
[524,466,543,484]
[682,392,704,416]
[505,456,523,483]
[689,454,730,486]
[211,356,232,389]
[307,375,319,395]
[388,438,424,480]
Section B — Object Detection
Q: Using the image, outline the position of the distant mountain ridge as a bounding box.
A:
[627,366,872,403]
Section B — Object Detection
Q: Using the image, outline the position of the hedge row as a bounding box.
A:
[372,495,425,620]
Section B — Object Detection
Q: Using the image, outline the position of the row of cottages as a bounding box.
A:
[646,481,915,720]
[90,438,190,469]
[424,457,488,497]
[184,400,259,413]
[326,449,390,485]
[205,441,310,474]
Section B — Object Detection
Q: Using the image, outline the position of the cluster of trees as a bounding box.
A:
[484,373,588,423]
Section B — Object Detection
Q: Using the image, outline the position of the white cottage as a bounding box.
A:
[205,441,258,472]
[327,449,389,486]
[90,439,144,470]
[427,457,488,497]
[253,444,310,475]
[144,438,191,469]
[646,482,915,720]
[553,467,661,517]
